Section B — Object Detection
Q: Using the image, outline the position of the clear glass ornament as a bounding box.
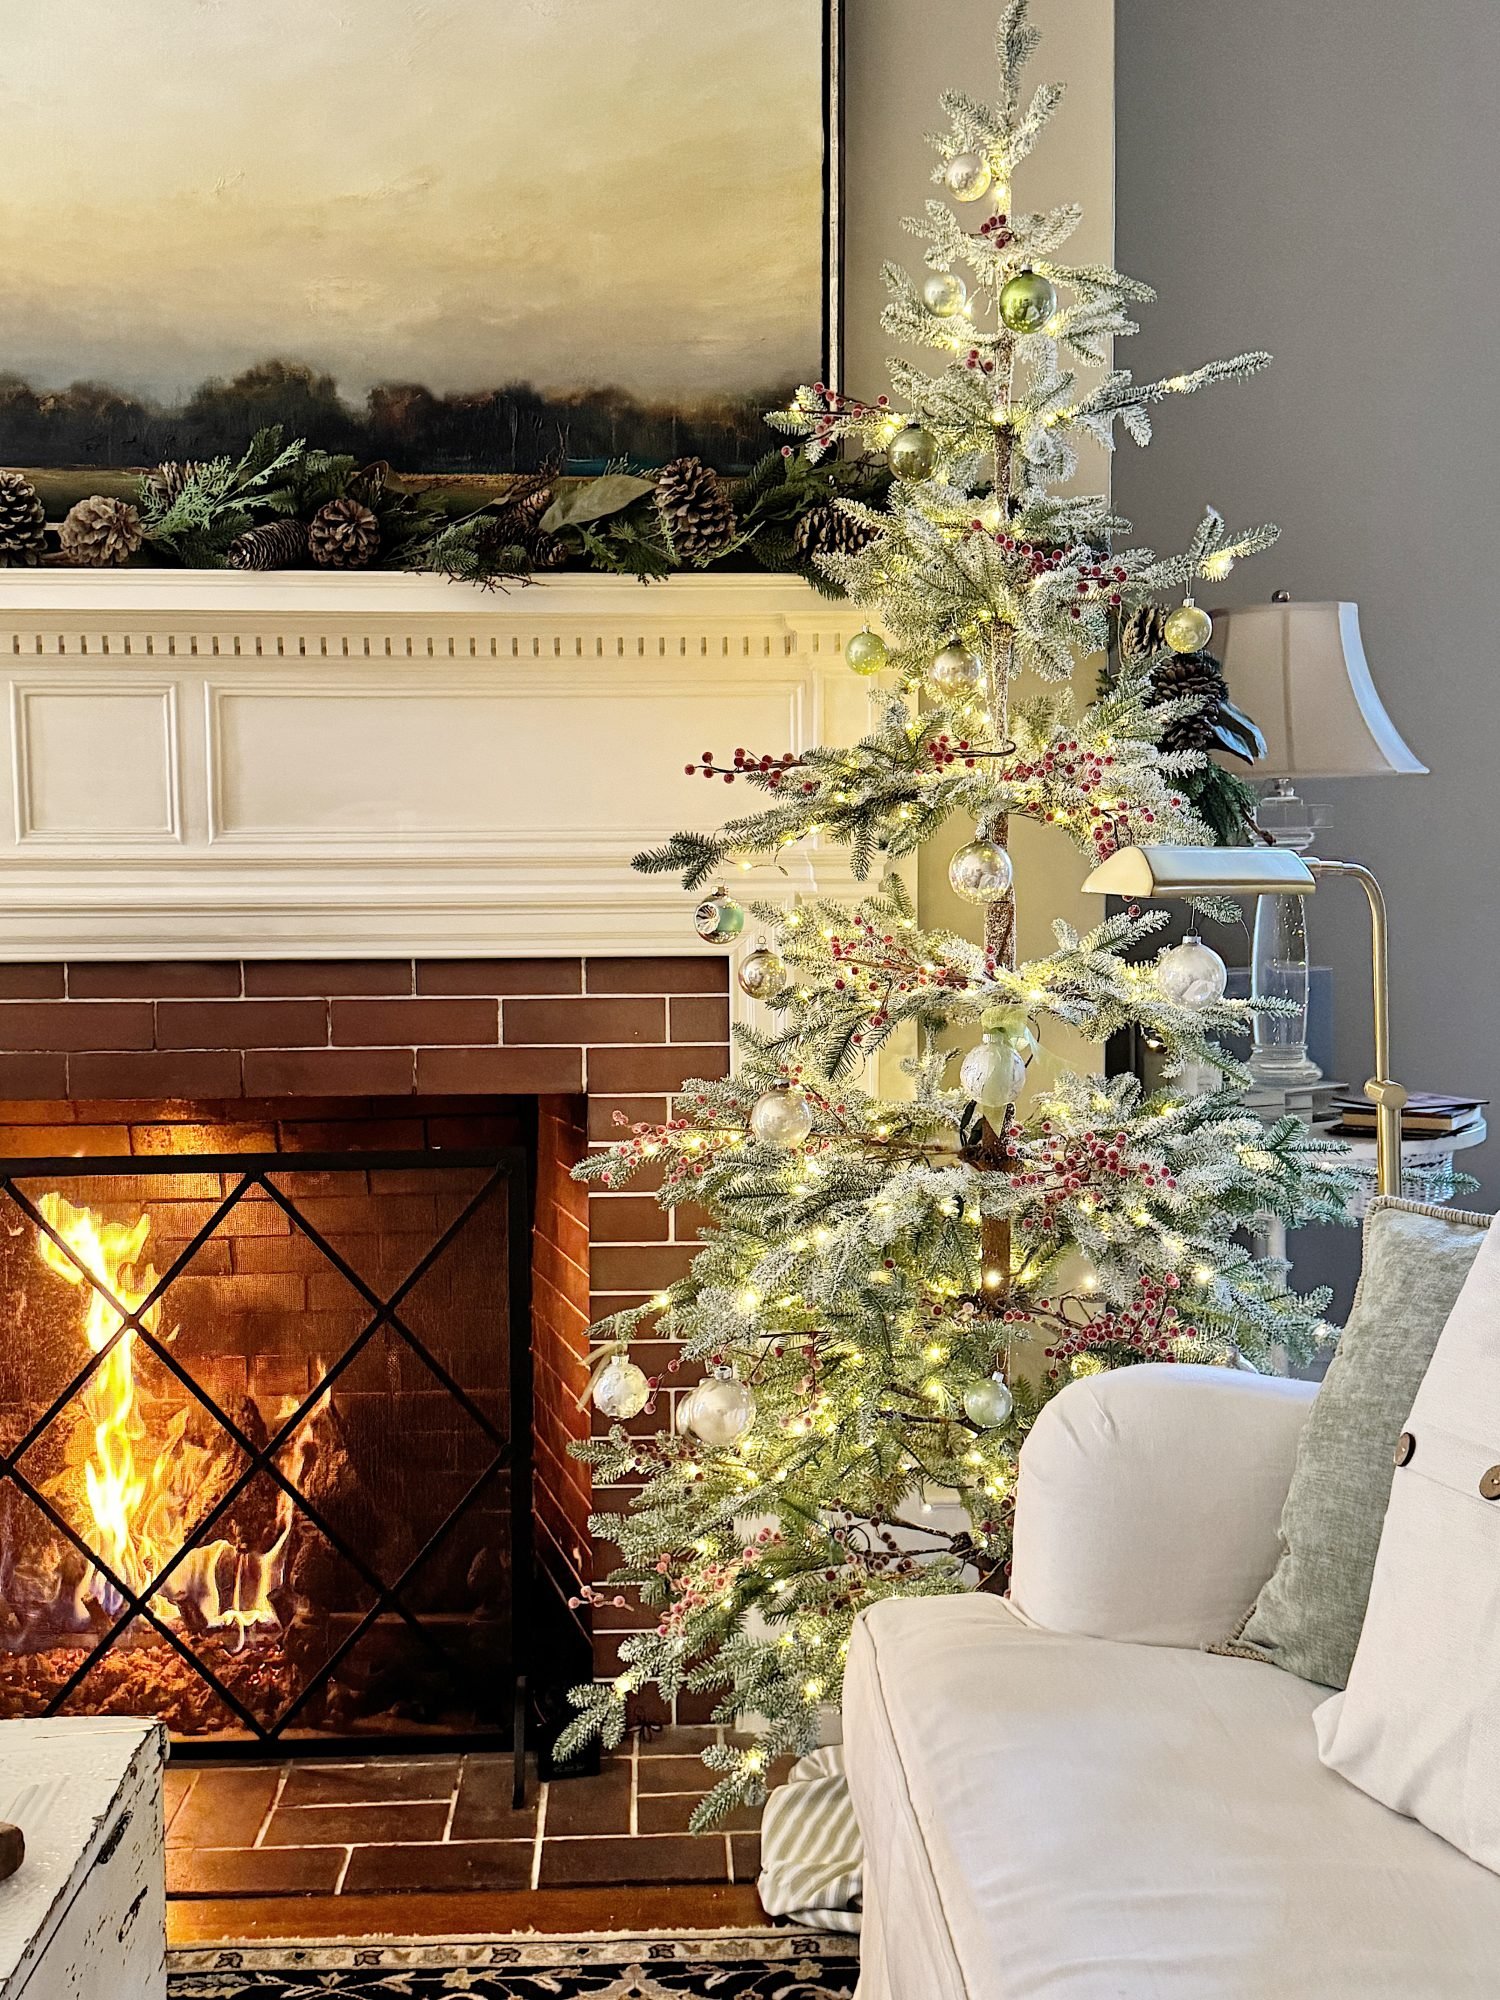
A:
[1156,933,1229,1010]
[886,424,938,481]
[683,1371,758,1447]
[737,943,787,1000]
[845,627,889,675]
[948,838,1014,904]
[963,1374,1015,1428]
[928,642,983,694]
[959,1033,1026,1112]
[999,270,1058,333]
[1163,600,1213,655]
[944,151,992,201]
[592,1355,650,1420]
[749,1084,814,1150]
[694,889,745,942]
[922,271,968,317]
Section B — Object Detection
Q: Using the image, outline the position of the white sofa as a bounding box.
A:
[844,1363,1500,1999]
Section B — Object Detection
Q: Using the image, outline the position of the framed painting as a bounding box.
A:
[0,0,841,507]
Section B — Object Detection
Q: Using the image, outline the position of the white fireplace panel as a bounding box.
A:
[0,574,866,959]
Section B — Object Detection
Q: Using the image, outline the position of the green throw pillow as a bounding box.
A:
[1220,1196,1492,1690]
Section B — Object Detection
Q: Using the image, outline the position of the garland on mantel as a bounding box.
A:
[0,430,894,596]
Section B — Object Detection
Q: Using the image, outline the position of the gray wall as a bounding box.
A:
[1115,2,1499,1238]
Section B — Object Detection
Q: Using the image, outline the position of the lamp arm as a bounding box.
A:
[1307,859,1407,1197]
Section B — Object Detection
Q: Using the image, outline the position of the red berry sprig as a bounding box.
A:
[685,747,813,793]
[979,212,1014,248]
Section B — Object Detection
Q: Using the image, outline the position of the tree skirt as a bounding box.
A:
[167,1930,859,1998]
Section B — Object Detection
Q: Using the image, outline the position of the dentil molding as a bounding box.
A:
[0,572,871,968]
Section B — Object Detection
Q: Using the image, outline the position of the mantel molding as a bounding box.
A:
[0,573,870,965]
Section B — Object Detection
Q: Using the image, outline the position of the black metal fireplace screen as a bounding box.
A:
[0,1149,531,1781]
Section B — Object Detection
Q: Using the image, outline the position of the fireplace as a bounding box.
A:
[0,1142,531,1767]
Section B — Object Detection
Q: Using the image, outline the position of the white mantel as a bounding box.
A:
[0,571,870,961]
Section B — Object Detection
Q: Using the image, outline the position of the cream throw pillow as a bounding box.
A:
[1315,1213,1500,1871]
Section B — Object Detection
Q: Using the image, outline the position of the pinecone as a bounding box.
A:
[308,496,381,569]
[143,459,205,509]
[1147,653,1233,752]
[0,470,47,567]
[792,501,878,563]
[654,455,737,562]
[227,519,311,571]
[528,531,568,570]
[59,494,145,568]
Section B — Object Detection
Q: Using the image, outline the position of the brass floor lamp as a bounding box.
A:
[1082,844,1406,1197]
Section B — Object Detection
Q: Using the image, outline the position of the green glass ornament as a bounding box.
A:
[886,424,939,482]
[999,270,1058,334]
[922,271,968,317]
[1163,600,1214,655]
[694,888,745,942]
[845,627,889,676]
[963,1373,1015,1428]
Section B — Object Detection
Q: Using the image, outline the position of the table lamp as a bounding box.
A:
[1082,844,1407,1198]
[1209,597,1425,1085]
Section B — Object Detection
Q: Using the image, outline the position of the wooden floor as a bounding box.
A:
[165,1727,780,1944]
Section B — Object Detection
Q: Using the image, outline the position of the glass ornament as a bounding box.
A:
[845,627,889,676]
[944,151,992,202]
[682,1371,758,1447]
[592,1355,651,1421]
[737,943,787,1001]
[963,1374,1015,1428]
[999,270,1058,334]
[959,1033,1026,1113]
[928,642,983,695]
[749,1084,814,1150]
[948,838,1014,904]
[886,424,939,481]
[694,888,745,942]
[1163,600,1213,655]
[1156,933,1229,1011]
[922,271,968,317]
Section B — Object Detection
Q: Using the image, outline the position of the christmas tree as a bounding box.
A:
[560,3,1350,1825]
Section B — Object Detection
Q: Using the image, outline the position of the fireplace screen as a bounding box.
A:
[0,1149,530,1763]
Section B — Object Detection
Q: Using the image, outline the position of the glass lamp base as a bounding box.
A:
[1249,1047,1324,1087]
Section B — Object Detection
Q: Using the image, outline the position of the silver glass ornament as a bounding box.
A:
[1164,600,1214,655]
[928,642,983,695]
[948,838,1014,904]
[694,888,745,942]
[999,270,1058,333]
[959,1033,1026,1113]
[944,151,992,202]
[682,1371,758,1448]
[886,424,938,481]
[1156,933,1229,1010]
[749,1084,814,1150]
[737,943,787,1001]
[922,271,968,317]
[845,627,889,676]
[963,1373,1015,1428]
[592,1355,651,1420]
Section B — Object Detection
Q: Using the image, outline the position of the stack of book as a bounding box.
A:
[1326,1092,1488,1140]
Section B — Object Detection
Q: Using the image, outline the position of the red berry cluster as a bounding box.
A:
[827,911,969,1014]
[980,532,1129,616]
[1007,1125,1178,1235]
[979,212,1013,248]
[1025,1275,1195,1378]
[964,348,997,376]
[783,381,891,457]
[686,747,815,795]
[927,734,977,769]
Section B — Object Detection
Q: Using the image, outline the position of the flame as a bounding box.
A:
[36,1192,325,1647]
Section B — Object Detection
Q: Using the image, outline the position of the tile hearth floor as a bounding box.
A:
[165,1728,782,1941]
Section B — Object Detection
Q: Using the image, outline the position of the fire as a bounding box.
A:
[36,1192,323,1648]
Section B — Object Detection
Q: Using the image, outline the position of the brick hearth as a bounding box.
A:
[0,953,730,1696]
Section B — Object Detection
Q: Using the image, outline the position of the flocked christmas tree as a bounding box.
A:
[559,3,1351,1823]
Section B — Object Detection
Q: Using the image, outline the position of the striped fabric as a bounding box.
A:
[757,1745,864,1934]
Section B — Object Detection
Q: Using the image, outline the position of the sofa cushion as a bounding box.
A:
[1222,1196,1490,1688]
[845,1595,1500,1999]
[1316,1218,1500,1872]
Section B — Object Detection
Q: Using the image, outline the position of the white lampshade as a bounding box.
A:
[1210,600,1426,780]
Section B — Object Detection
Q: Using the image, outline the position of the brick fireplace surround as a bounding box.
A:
[0,950,730,1711]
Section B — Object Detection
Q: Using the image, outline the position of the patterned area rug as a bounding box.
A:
[167,1930,860,1998]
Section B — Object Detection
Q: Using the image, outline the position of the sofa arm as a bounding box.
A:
[1007,1363,1315,1648]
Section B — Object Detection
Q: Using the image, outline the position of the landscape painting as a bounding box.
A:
[0,0,835,499]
